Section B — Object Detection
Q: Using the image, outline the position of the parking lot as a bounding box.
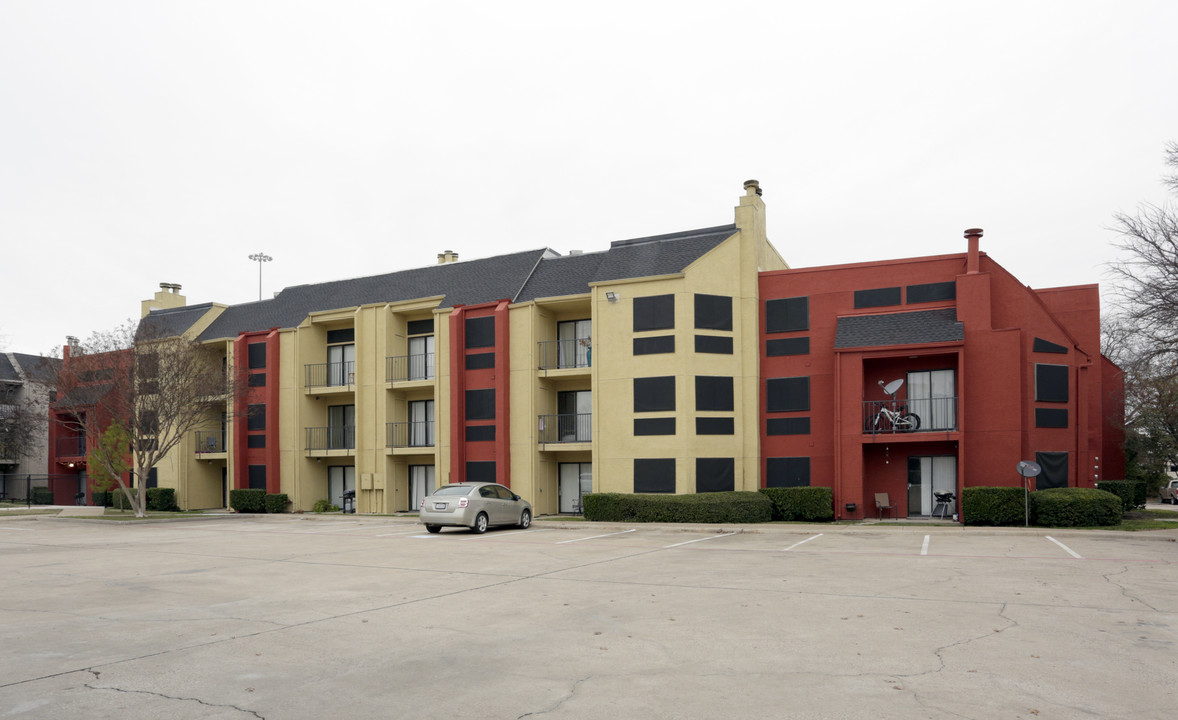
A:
[1,514,1176,719]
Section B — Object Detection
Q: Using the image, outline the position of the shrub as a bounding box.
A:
[962,486,1026,526]
[582,492,772,523]
[146,487,180,512]
[230,488,266,513]
[92,491,112,507]
[1031,487,1121,527]
[1095,480,1141,513]
[32,487,54,505]
[759,486,834,521]
[312,499,340,513]
[265,493,290,514]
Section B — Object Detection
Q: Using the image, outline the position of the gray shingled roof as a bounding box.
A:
[834,308,964,349]
[0,354,17,382]
[187,224,736,341]
[137,303,217,340]
[1,353,56,382]
[515,224,736,302]
[197,248,553,341]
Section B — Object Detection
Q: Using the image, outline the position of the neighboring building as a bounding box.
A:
[759,229,1125,520]
[1,352,56,497]
[46,342,134,505]
[140,184,1125,519]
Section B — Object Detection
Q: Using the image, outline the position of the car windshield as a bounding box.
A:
[432,485,475,496]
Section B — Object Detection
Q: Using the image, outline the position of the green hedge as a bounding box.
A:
[92,491,113,507]
[582,492,772,523]
[759,486,834,521]
[32,487,54,505]
[264,493,290,514]
[313,499,340,513]
[1031,487,1121,527]
[962,486,1026,526]
[146,487,180,512]
[230,488,266,513]
[1095,480,1143,513]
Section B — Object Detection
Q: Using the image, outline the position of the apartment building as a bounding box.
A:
[138,184,1124,518]
[147,181,785,512]
[759,229,1125,520]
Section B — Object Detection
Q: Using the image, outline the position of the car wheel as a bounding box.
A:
[472,512,489,534]
[425,524,441,534]
[518,509,531,529]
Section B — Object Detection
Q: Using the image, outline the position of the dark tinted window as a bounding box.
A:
[766,457,810,487]
[634,377,675,412]
[634,458,675,493]
[465,316,495,349]
[465,389,496,420]
[694,294,732,331]
[634,336,675,355]
[766,337,809,356]
[247,343,266,369]
[1035,364,1069,403]
[634,295,675,332]
[766,377,809,412]
[765,297,808,333]
[695,376,734,412]
[854,287,901,309]
[696,457,734,492]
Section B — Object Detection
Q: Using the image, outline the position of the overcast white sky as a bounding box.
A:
[2,0,1175,355]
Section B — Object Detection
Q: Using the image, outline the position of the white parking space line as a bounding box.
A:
[663,532,737,548]
[782,533,823,551]
[1046,536,1083,559]
[375,529,431,537]
[556,529,637,544]
[920,535,930,556]
[0,526,34,531]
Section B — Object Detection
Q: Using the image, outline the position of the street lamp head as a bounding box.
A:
[249,253,273,263]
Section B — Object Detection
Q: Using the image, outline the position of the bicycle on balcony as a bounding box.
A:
[871,379,921,433]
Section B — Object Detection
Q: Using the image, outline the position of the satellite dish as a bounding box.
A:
[1017,461,1042,477]
[880,378,904,396]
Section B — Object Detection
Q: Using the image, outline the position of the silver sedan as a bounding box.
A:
[418,482,533,534]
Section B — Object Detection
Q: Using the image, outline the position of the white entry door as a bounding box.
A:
[559,463,592,513]
[410,465,435,511]
[907,456,956,516]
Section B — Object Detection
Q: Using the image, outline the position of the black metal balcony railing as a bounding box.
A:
[538,413,592,444]
[56,436,86,458]
[537,339,592,370]
[194,430,226,454]
[305,425,356,451]
[305,361,356,389]
[386,421,436,448]
[862,397,958,434]
[387,353,435,383]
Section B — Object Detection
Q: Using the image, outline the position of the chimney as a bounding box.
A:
[437,250,459,264]
[964,228,983,274]
[141,282,187,317]
[743,179,762,196]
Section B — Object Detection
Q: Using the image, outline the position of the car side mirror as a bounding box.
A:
[512,494,520,501]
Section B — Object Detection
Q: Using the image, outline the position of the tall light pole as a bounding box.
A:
[248,252,272,301]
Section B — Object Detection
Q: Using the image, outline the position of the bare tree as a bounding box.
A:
[1109,143,1178,362]
[36,321,240,517]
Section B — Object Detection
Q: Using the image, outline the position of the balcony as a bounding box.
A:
[538,413,592,445]
[305,361,355,390]
[387,354,435,384]
[537,339,591,372]
[386,421,435,449]
[862,397,958,435]
[194,430,226,455]
[56,436,86,458]
[305,425,355,452]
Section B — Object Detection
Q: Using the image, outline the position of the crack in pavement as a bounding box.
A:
[1102,565,1158,611]
[84,682,265,718]
[515,675,591,718]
